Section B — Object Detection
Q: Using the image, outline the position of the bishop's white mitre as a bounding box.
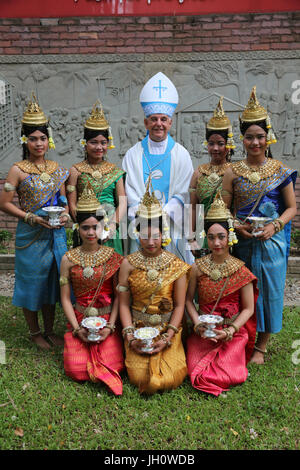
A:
[139,72,179,118]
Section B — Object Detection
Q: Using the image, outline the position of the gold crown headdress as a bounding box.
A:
[84,100,115,149]
[76,181,109,231]
[240,86,277,145]
[205,96,235,150]
[21,92,55,149]
[205,190,238,247]
[136,178,171,247]
[76,181,102,213]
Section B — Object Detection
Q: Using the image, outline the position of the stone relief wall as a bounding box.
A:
[0,51,299,178]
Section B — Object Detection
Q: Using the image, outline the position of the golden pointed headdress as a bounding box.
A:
[206,97,235,150]
[136,178,171,246]
[205,190,238,246]
[76,181,102,213]
[136,178,163,220]
[240,86,268,123]
[84,100,115,149]
[205,190,233,222]
[240,86,277,145]
[84,100,109,131]
[21,92,48,126]
[207,96,231,131]
[21,92,55,149]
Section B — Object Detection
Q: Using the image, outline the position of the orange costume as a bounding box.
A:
[63,246,124,395]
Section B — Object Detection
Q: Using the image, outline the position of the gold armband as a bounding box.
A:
[222,189,232,196]
[116,284,129,293]
[66,185,76,193]
[59,276,70,286]
[4,182,16,192]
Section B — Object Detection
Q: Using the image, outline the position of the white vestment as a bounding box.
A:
[122,136,194,264]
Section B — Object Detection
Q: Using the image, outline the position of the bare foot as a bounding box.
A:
[249,350,265,365]
[30,333,52,350]
[44,333,64,347]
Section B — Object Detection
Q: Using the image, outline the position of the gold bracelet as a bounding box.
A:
[161,333,172,347]
[122,326,135,338]
[271,221,280,233]
[193,322,204,334]
[223,327,233,342]
[167,324,179,334]
[72,326,81,337]
[230,323,239,333]
[61,212,71,222]
[128,337,137,348]
[105,323,115,334]
[275,218,285,231]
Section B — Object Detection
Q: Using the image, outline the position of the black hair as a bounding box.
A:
[135,216,163,236]
[84,128,109,142]
[204,220,229,234]
[240,119,273,158]
[21,124,49,160]
[73,211,104,248]
[205,129,234,161]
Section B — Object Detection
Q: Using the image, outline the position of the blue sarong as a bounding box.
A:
[233,161,297,334]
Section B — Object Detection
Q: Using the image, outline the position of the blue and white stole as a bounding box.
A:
[141,134,175,206]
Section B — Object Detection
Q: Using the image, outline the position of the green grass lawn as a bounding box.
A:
[0,296,299,451]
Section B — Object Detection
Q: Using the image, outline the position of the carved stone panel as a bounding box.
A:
[0,51,299,178]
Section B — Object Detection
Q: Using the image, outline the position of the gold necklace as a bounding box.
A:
[32,160,52,183]
[240,158,268,184]
[138,250,165,282]
[80,247,101,279]
[87,160,104,181]
[208,257,229,281]
[196,254,245,281]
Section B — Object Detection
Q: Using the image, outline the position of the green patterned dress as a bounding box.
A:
[195,162,231,250]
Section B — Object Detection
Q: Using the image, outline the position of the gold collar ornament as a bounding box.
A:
[240,86,277,146]
[205,96,236,150]
[15,159,58,182]
[21,92,55,150]
[197,254,244,280]
[128,249,174,275]
[84,100,115,149]
[233,158,281,184]
[66,246,114,268]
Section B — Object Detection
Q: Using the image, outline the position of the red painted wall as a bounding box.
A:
[0,0,299,18]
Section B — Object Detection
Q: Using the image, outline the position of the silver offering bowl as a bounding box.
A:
[42,206,65,226]
[198,314,224,338]
[247,216,272,237]
[134,327,159,352]
[81,316,107,342]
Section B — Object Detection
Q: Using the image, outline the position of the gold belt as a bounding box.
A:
[132,309,172,327]
[75,303,112,317]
